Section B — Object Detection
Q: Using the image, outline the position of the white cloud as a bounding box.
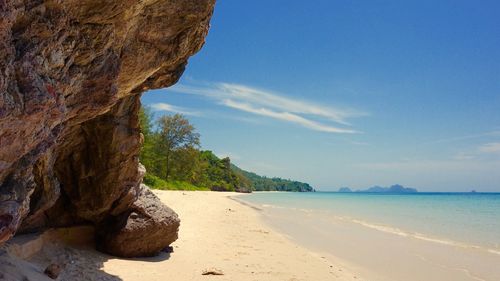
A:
[453,152,475,161]
[168,82,365,134]
[478,142,500,154]
[356,160,500,173]
[150,102,201,116]
[217,83,364,125]
[221,99,358,134]
[424,130,500,145]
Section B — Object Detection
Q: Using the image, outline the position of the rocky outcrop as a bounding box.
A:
[96,184,180,257]
[0,0,215,257]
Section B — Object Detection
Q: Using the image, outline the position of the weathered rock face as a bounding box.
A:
[96,184,180,257]
[0,0,215,256]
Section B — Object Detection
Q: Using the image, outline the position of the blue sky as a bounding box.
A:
[142,0,500,192]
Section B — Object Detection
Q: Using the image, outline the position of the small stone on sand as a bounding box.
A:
[44,263,62,279]
[202,267,224,275]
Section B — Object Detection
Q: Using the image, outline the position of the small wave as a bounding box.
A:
[349,218,410,237]
[487,249,500,256]
[251,201,500,257]
[260,204,315,213]
[335,216,500,256]
[261,204,285,209]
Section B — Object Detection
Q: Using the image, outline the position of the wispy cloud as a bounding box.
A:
[168,82,366,134]
[453,152,475,161]
[478,142,500,154]
[424,130,500,145]
[221,99,358,134]
[356,160,500,173]
[150,102,201,116]
[448,142,500,161]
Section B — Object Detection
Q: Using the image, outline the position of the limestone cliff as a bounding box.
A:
[0,0,215,257]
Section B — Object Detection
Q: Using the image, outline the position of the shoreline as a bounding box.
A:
[240,192,500,281]
[100,190,362,280]
[4,190,498,280]
[2,190,360,280]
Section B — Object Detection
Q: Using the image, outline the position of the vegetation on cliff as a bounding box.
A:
[231,165,314,192]
[139,107,314,192]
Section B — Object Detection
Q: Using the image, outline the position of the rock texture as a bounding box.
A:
[0,0,215,257]
[96,184,180,257]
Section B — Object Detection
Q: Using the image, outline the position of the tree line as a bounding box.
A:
[139,107,314,192]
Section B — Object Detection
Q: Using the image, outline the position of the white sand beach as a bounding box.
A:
[5,190,499,281]
[101,190,361,280]
[2,190,362,281]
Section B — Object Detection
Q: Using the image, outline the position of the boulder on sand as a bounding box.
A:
[96,185,180,257]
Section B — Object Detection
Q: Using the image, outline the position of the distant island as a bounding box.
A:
[338,187,353,193]
[337,184,418,193]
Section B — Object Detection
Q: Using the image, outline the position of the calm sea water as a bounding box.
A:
[242,192,500,255]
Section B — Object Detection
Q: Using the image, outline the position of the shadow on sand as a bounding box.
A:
[0,227,172,281]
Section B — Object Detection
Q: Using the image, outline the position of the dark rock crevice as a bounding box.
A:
[0,0,215,257]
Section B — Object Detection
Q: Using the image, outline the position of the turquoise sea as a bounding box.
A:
[242,192,500,256]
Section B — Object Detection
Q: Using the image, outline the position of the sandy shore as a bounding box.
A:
[0,190,362,280]
[100,190,361,280]
[245,194,500,281]
[5,190,496,280]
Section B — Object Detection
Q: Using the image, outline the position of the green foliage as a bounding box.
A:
[143,173,209,191]
[143,173,169,189]
[156,114,200,181]
[195,151,244,192]
[139,106,313,192]
[231,165,315,192]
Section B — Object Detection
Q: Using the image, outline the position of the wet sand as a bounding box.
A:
[253,202,500,281]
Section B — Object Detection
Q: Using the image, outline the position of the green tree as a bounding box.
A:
[138,106,313,192]
[157,114,200,181]
[170,146,201,182]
